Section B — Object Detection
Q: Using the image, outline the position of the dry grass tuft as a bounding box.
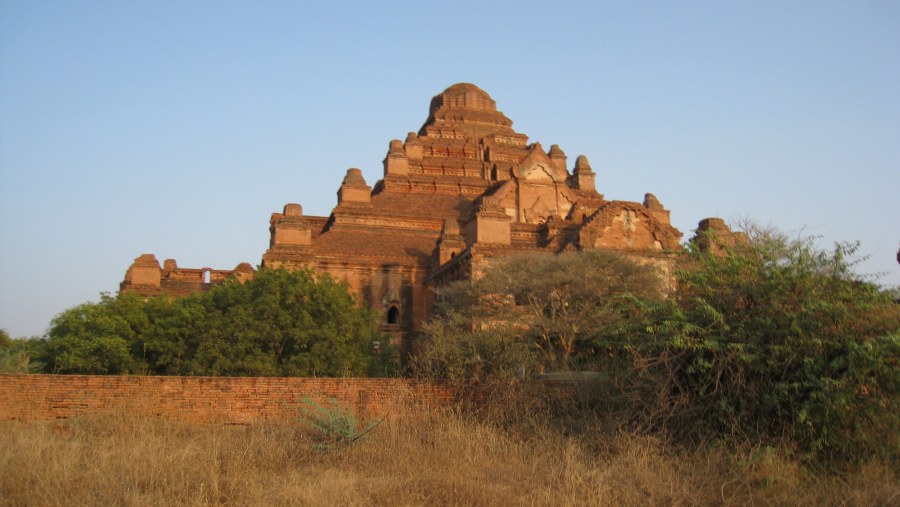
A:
[1,407,896,506]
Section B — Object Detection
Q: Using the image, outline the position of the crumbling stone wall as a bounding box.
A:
[692,218,749,255]
[120,254,255,297]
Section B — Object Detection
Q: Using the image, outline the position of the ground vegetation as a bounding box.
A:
[0,408,896,506]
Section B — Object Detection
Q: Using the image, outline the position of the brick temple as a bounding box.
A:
[121,83,735,354]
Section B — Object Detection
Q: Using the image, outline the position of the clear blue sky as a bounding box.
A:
[1,1,898,338]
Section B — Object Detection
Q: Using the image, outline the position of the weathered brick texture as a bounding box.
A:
[0,374,454,424]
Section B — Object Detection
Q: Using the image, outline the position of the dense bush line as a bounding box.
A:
[414,227,899,464]
[7,268,393,377]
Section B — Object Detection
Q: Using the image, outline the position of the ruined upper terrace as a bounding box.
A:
[120,254,255,297]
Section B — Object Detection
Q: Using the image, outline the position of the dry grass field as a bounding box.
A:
[1,406,897,507]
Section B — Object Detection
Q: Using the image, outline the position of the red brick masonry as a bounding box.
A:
[0,374,455,424]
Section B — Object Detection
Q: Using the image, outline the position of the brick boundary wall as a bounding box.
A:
[0,374,457,424]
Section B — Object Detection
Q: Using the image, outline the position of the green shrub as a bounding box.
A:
[602,227,899,464]
[298,397,380,449]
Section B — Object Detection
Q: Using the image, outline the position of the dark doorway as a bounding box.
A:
[387,306,400,325]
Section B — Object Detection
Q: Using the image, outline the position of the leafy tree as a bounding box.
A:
[411,312,537,385]
[0,330,46,373]
[430,250,664,370]
[43,268,391,377]
[604,226,899,462]
[149,268,387,376]
[42,293,152,374]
